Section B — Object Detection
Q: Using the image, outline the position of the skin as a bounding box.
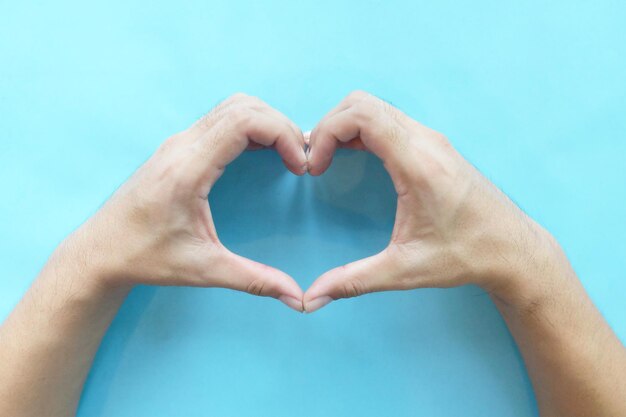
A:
[0,91,625,416]
[0,94,307,417]
[304,91,626,416]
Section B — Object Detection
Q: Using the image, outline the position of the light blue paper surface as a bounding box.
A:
[1,1,625,416]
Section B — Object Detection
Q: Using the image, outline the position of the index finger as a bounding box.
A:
[189,96,307,191]
[307,92,413,182]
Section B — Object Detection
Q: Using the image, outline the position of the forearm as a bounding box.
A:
[0,231,131,417]
[0,96,307,416]
[489,229,626,417]
[300,91,626,413]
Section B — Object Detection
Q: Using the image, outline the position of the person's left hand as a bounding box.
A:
[301,91,552,313]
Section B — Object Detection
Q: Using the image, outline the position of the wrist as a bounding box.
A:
[475,218,574,311]
[48,225,135,298]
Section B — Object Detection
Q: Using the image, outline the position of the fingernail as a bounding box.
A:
[306,146,314,164]
[303,130,311,144]
[279,295,304,312]
[304,296,333,313]
[300,157,309,175]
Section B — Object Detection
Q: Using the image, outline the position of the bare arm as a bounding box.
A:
[304,90,626,416]
[0,234,131,417]
[0,94,306,417]
[491,234,626,416]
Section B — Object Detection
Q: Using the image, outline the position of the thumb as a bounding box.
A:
[210,248,304,312]
[303,249,400,313]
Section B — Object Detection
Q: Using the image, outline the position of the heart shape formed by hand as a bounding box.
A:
[198,90,482,314]
[112,91,489,316]
[210,145,396,312]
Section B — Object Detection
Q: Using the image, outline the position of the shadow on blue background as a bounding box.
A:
[1,1,625,416]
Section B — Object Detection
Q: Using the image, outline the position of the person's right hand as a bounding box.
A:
[303,91,560,312]
[58,93,307,312]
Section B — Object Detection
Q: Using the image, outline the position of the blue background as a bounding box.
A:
[1,1,625,416]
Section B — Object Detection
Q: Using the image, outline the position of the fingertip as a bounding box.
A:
[259,118,306,176]
[302,275,333,311]
[219,249,304,300]
[306,148,329,176]
[307,166,320,176]
[307,161,330,177]
[267,266,305,302]
[282,157,308,176]
[279,295,304,313]
[303,295,333,314]
[272,275,304,301]
[306,130,336,176]
[298,149,309,175]
[294,143,308,176]
[305,147,311,173]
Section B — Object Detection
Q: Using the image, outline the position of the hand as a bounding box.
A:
[303,91,554,312]
[62,93,307,311]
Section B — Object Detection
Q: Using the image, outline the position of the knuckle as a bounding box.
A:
[347,90,370,102]
[413,155,445,182]
[228,93,263,109]
[278,123,292,139]
[245,94,263,106]
[225,106,253,128]
[352,100,379,122]
[203,94,255,130]
[155,160,194,197]
[340,275,367,299]
[246,279,266,296]
[229,92,250,102]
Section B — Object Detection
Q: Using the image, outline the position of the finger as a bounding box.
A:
[192,108,308,192]
[307,125,338,176]
[309,91,370,140]
[306,96,356,169]
[228,95,306,173]
[305,130,365,163]
[157,96,238,155]
[187,93,249,138]
[308,101,413,183]
[187,94,307,172]
[209,248,304,312]
[307,90,373,156]
[242,109,307,175]
[252,104,308,174]
[303,249,401,313]
[254,102,306,153]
